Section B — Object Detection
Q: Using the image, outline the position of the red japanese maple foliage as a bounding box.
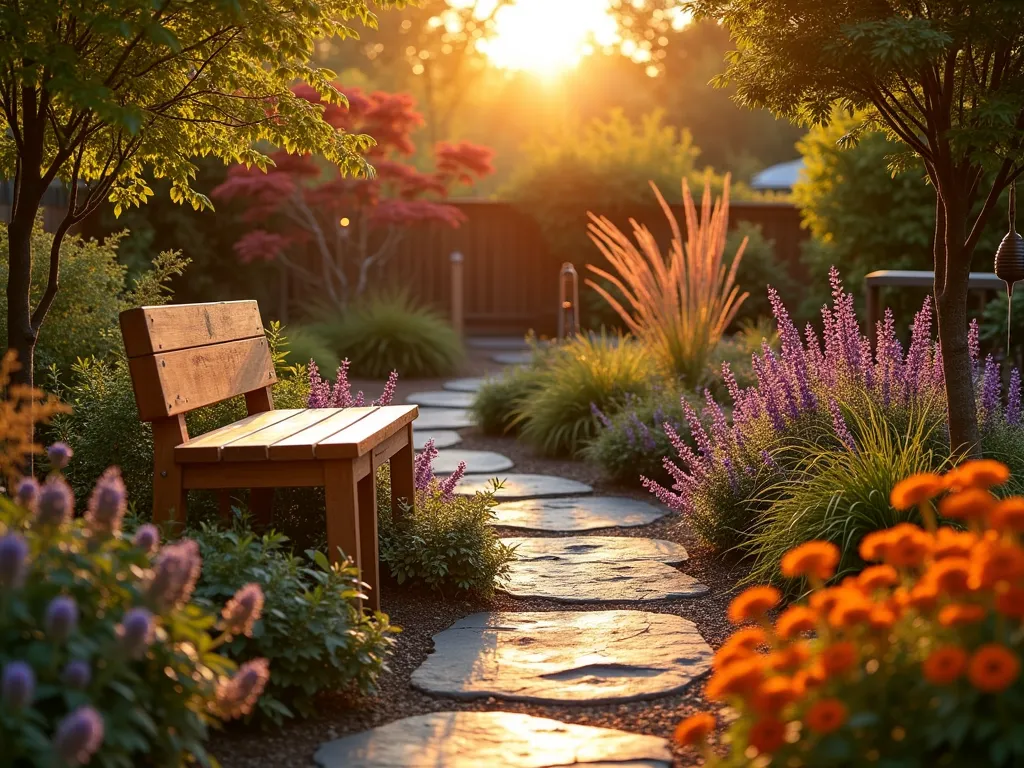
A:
[212,84,494,305]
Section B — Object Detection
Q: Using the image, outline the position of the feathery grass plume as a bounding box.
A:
[586,172,748,384]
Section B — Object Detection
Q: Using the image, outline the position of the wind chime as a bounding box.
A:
[994,182,1024,353]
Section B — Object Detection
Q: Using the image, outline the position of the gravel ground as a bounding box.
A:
[209,365,747,768]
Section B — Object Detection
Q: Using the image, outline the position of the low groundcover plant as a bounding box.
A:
[675,459,1024,766]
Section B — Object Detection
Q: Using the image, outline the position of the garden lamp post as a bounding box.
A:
[994,182,1024,351]
[558,262,580,340]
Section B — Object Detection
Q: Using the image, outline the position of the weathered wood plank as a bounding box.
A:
[315,405,418,460]
[120,301,265,357]
[220,408,343,462]
[268,407,378,461]
[175,410,301,463]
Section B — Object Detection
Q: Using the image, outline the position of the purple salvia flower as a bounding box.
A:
[804,322,824,381]
[1008,368,1022,426]
[437,461,467,500]
[760,450,779,475]
[222,583,264,638]
[352,391,365,407]
[375,371,399,406]
[590,402,612,428]
[623,422,637,449]
[663,423,708,478]
[829,399,856,451]
[751,355,786,431]
[330,360,353,408]
[1,661,34,709]
[981,354,1001,427]
[414,439,437,490]
[682,400,713,459]
[968,319,981,377]
[721,362,744,408]
[904,298,933,397]
[44,595,78,642]
[133,524,160,554]
[118,607,155,659]
[703,390,731,449]
[54,706,104,766]
[14,476,38,511]
[932,342,944,388]
[763,343,800,419]
[61,660,91,690]
[641,475,685,512]
[35,476,73,528]
[147,539,201,612]
[85,467,127,535]
[47,442,73,470]
[216,658,271,720]
[722,457,739,494]
[307,361,331,409]
[0,534,29,589]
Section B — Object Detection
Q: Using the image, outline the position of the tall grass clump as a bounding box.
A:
[586,173,748,384]
[511,333,652,457]
[472,364,544,435]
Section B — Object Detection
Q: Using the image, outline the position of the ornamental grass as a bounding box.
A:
[677,460,1024,766]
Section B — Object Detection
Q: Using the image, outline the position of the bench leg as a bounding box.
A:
[390,424,416,522]
[357,470,380,612]
[250,488,274,529]
[324,460,362,605]
[152,416,188,535]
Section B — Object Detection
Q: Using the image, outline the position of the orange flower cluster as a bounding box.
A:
[675,460,1024,761]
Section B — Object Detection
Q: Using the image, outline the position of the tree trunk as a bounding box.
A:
[6,205,38,388]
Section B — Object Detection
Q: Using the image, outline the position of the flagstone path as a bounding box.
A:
[406,390,476,408]
[414,430,462,450]
[432,449,514,475]
[442,377,488,393]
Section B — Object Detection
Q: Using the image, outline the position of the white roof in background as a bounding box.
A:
[751,159,805,190]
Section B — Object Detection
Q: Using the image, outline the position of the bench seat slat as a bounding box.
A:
[315,405,419,460]
[220,408,346,462]
[175,410,302,463]
[269,407,379,461]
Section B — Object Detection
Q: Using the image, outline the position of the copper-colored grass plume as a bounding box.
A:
[585,173,748,384]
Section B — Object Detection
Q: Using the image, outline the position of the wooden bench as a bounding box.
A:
[119,300,418,611]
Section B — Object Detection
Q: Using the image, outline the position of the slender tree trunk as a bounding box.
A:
[6,203,38,388]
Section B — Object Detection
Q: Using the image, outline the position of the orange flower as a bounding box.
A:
[714,627,768,669]
[747,718,786,754]
[933,528,978,560]
[673,712,716,747]
[868,603,898,631]
[752,676,800,713]
[859,529,893,562]
[922,646,967,685]
[881,524,932,567]
[794,661,826,692]
[969,541,1024,589]
[767,642,811,672]
[923,557,971,594]
[858,564,899,591]
[713,643,755,671]
[820,641,857,676]
[728,586,781,624]
[990,497,1024,532]
[781,541,841,580]
[705,658,764,701]
[903,581,939,611]
[890,473,944,510]
[775,606,818,640]
[805,698,848,734]
[939,488,997,520]
[938,603,986,627]
[995,585,1024,619]
[829,594,873,628]
[809,586,858,615]
[968,644,1021,693]
[950,460,1010,491]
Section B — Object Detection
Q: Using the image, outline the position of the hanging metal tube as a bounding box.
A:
[557,262,580,340]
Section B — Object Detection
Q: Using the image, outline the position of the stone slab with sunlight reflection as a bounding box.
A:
[491,496,669,531]
[410,610,712,704]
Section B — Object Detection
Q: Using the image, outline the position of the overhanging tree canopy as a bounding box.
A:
[0,0,400,382]
[689,0,1024,455]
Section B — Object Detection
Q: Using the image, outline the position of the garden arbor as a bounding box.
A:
[690,0,1024,455]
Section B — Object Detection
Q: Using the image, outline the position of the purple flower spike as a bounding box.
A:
[45,595,79,642]
[968,319,981,376]
[54,706,104,766]
[1,661,34,709]
[307,360,331,408]
[414,439,438,491]
[0,534,29,590]
[590,402,612,428]
[86,467,127,535]
[330,360,353,408]
[147,539,201,611]
[118,607,155,659]
[132,524,160,554]
[376,371,399,406]
[1008,368,1022,426]
[222,583,265,638]
[437,462,467,501]
[47,442,73,470]
[981,355,1002,427]
[216,658,271,720]
[36,476,74,529]
[14,477,39,511]
[62,660,91,690]
[829,399,856,451]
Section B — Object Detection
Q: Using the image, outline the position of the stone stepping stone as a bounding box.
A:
[406,390,475,408]
[499,537,708,603]
[443,377,487,393]
[414,430,462,450]
[433,449,514,475]
[314,711,672,768]
[456,473,592,500]
[415,408,475,430]
[492,496,669,531]
[491,351,533,365]
[411,610,712,704]
[467,337,533,351]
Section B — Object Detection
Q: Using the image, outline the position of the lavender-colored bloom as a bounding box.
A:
[35,476,74,528]
[437,462,467,501]
[641,475,685,511]
[330,360,353,408]
[47,442,73,470]
[1008,368,1022,426]
[904,299,933,394]
[53,706,104,766]
[117,607,155,659]
[968,319,981,376]
[590,402,612,428]
[222,583,264,638]
[147,539,201,611]
[352,391,365,407]
[132,524,160,554]
[414,439,437,491]
[44,596,79,642]
[14,476,38,511]
[375,371,399,406]
[0,534,29,589]
[85,467,127,535]
[682,400,713,459]
[1,661,34,709]
[981,355,1002,427]
[760,450,779,474]
[216,658,270,720]
[829,399,856,450]
[62,660,91,690]
[307,361,331,408]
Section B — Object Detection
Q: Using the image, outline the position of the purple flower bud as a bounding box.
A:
[0,534,29,589]
[437,461,467,501]
[35,476,74,528]
[54,706,104,766]
[216,658,270,719]
[147,539,201,611]
[375,370,399,406]
[44,596,79,642]
[85,467,127,535]
[1,661,34,709]
[132,524,160,554]
[222,583,264,638]
[117,607,155,659]
[14,476,39,510]
[61,660,91,690]
[47,442,73,470]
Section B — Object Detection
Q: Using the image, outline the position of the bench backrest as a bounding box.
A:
[119,301,276,422]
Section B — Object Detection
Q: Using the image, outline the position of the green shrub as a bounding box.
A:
[313,293,463,379]
[279,324,338,371]
[472,364,545,435]
[375,465,515,596]
[191,523,396,725]
[511,333,653,457]
[1,469,268,767]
